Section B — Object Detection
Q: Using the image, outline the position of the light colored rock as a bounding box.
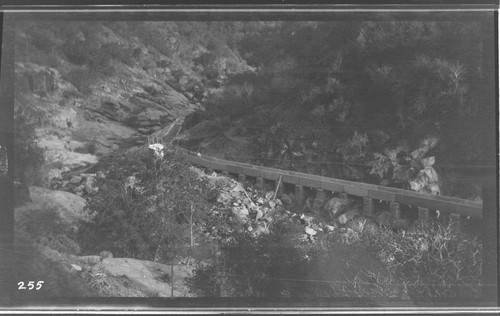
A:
[256,209,263,220]
[324,197,350,217]
[325,225,335,232]
[305,226,317,236]
[251,225,269,238]
[265,191,274,200]
[71,264,82,271]
[239,206,249,216]
[338,208,361,225]
[47,169,63,182]
[231,207,248,224]
[300,213,314,225]
[70,175,83,184]
[216,191,232,204]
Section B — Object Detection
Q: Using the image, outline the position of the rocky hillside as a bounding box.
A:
[14,21,251,187]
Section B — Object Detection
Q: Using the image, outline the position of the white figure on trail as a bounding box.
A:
[149,143,165,159]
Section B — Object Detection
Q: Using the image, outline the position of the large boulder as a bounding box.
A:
[231,206,249,224]
[324,197,351,217]
[15,186,88,225]
[409,156,441,196]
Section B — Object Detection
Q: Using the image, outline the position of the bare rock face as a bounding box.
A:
[15,63,61,98]
[15,186,88,225]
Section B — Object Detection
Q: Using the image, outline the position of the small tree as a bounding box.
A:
[79,147,210,262]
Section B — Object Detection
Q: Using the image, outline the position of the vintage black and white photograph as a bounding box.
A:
[0,4,498,311]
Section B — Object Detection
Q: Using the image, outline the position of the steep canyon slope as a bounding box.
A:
[14,21,251,187]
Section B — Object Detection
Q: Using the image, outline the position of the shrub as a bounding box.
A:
[78,148,211,262]
[187,219,314,297]
[17,206,66,237]
[363,218,482,299]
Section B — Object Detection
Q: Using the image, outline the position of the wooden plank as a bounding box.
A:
[320,180,344,192]
[242,166,263,178]
[453,203,482,218]
[368,188,396,202]
[395,193,436,209]
[225,164,243,174]
[299,176,321,188]
[210,160,226,171]
[281,174,302,185]
[259,170,280,181]
[456,203,482,219]
[395,193,481,218]
[344,185,368,197]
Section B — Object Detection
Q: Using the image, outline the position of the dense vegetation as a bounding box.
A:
[200,20,494,199]
[187,215,481,300]
[78,148,211,262]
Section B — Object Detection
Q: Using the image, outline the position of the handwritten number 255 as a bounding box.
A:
[18,281,44,290]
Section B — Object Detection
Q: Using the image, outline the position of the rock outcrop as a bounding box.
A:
[15,186,88,225]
